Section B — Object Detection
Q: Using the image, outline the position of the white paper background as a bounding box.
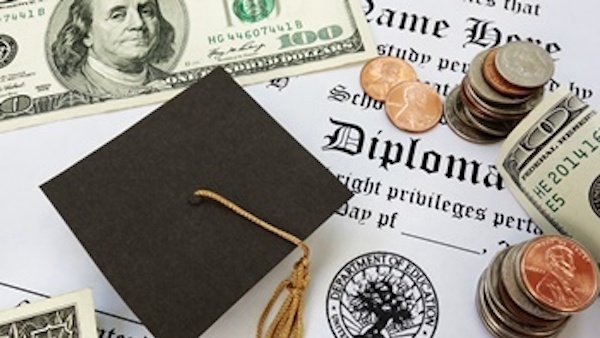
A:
[1,0,599,337]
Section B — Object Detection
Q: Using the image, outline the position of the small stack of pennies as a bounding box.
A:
[477,235,599,338]
[360,56,443,133]
[445,41,555,143]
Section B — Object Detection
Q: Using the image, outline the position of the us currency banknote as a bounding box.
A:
[0,0,376,132]
[0,289,97,338]
[498,87,600,263]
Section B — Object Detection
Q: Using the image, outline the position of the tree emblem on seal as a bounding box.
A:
[232,0,275,23]
[327,252,439,338]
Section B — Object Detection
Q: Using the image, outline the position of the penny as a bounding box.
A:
[482,49,539,98]
[385,81,442,132]
[496,41,555,88]
[485,251,553,336]
[490,250,570,335]
[501,244,564,320]
[485,277,562,337]
[444,86,502,143]
[497,263,568,329]
[476,244,577,338]
[519,235,600,314]
[468,49,532,105]
[360,56,418,102]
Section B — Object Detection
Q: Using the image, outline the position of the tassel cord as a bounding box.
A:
[193,189,310,338]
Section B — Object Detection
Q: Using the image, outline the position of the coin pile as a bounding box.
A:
[360,56,443,133]
[477,235,599,338]
[445,41,555,143]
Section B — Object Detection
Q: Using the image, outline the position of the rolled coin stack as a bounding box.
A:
[360,56,443,133]
[445,41,555,143]
[477,235,599,338]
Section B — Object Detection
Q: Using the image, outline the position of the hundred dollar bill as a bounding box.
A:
[0,0,376,132]
[0,289,97,338]
[498,87,600,263]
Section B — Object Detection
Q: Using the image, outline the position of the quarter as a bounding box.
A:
[483,49,538,98]
[468,49,532,105]
[496,41,555,88]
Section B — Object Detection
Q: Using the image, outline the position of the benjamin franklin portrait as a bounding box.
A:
[50,0,185,98]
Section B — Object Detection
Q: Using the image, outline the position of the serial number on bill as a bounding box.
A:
[532,126,600,213]
[1,8,46,24]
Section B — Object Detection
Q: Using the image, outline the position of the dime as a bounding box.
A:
[444,86,503,143]
[496,41,555,88]
[519,235,600,314]
[468,49,532,106]
[360,56,418,102]
[385,81,442,132]
[482,49,539,98]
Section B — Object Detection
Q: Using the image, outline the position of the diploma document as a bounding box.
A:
[0,0,599,337]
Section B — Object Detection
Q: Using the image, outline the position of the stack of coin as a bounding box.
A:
[477,235,599,337]
[445,41,555,143]
[360,56,443,133]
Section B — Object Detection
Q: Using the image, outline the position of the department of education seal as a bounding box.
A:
[0,34,18,68]
[327,252,439,338]
[590,174,600,218]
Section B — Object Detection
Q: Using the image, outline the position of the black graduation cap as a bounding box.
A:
[41,68,352,338]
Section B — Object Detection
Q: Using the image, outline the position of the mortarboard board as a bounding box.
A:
[41,68,352,338]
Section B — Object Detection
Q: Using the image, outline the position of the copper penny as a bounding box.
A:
[520,235,599,314]
[502,243,564,320]
[482,49,538,98]
[497,267,568,329]
[360,56,418,102]
[385,81,442,132]
[487,249,564,333]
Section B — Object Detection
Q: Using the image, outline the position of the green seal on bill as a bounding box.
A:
[233,0,275,23]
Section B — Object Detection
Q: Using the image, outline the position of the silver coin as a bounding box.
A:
[468,49,532,105]
[464,76,543,118]
[486,250,514,317]
[502,244,565,320]
[496,41,555,88]
[444,86,503,144]
[478,273,531,338]
[463,104,517,137]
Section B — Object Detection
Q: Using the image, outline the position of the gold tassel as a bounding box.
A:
[192,189,310,338]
